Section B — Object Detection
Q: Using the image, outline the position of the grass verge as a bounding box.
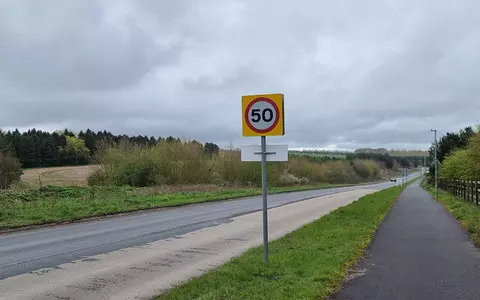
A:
[422,182,480,246]
[0,183,357,230]
[156,184,410,300]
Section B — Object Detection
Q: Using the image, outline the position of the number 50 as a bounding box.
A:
[251,108,273,123]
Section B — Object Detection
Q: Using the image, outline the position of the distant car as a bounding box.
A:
[390,178,397,182]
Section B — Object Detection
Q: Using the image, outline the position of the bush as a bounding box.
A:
[0,152,23,189]
[288,157,327,182]
[91,140,213,187]
[325,160,358,183]
[352,160,379,179]
[89,140,386,188]
[352,160,372,178]
[277,169,309,186]
[87,168,109,186]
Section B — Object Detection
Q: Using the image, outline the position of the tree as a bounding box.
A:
[428,126,476,179]
[59,136,91,165]
[466,130,480,178]
[80,129,97,155]
[399,158,410,168]
[440,149,475,180]
[42,134,61,166]
[0,132,14,155]
[204,142,220,156]
[0,127,187,168]
[148,136,157,146]
[429,126,475,164]
[17,134,36,168]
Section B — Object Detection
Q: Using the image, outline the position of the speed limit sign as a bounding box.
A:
[242,94,284,136]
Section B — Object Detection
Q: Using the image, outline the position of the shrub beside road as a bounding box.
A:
[88,141,382,187]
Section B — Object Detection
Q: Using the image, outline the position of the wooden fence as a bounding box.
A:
[438,178,479,205]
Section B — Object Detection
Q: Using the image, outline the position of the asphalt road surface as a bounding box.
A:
[0,173,419,280]
[332,181,480,300]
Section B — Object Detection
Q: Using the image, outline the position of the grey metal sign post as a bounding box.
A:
[260,136,269,263]
[241,93,286,264]
[242,141,288,264]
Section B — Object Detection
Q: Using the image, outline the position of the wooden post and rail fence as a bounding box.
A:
[438,178,479,205]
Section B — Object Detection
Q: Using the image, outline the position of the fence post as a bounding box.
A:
[471,180,474,203]
[461,180,464,200]
[469,180,471,202]
[458,180,463,198]
[465,180,467,201]
[465,180,469,202]
[457,180,460,197]
[476,181,479,206]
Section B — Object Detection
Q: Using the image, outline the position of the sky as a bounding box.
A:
[0,0,479,150]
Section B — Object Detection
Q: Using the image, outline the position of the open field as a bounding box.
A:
[156,184,409,300]
[21,165,95,187]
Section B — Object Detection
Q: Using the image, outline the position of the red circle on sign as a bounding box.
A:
[244,97,280,134]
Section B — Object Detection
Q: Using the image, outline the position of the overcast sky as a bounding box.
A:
[1,0,479,150]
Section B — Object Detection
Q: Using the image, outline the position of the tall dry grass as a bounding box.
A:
[88,140,380,187]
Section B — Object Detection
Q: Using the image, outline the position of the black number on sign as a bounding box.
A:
[262,108,273,122]
[251,108,274,123]
[251,109,261,122]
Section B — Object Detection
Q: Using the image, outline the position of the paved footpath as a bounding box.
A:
[332,181,480,300]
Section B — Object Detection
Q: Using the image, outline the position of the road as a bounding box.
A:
[0,174,418,282]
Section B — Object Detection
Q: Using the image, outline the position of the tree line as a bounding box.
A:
[290,151,424,169]
[0,128,220,168]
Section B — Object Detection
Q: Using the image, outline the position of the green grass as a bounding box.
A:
[156,185,409,300]
[0,183,354,229]
[422,182,480,246]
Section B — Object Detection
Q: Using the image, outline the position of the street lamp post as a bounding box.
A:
[431,129,438,198]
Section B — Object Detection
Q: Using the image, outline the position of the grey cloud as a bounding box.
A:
[1,0,479,149]
[0,0,181,91]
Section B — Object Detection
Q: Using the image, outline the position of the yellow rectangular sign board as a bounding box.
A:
[242,93,285,137]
